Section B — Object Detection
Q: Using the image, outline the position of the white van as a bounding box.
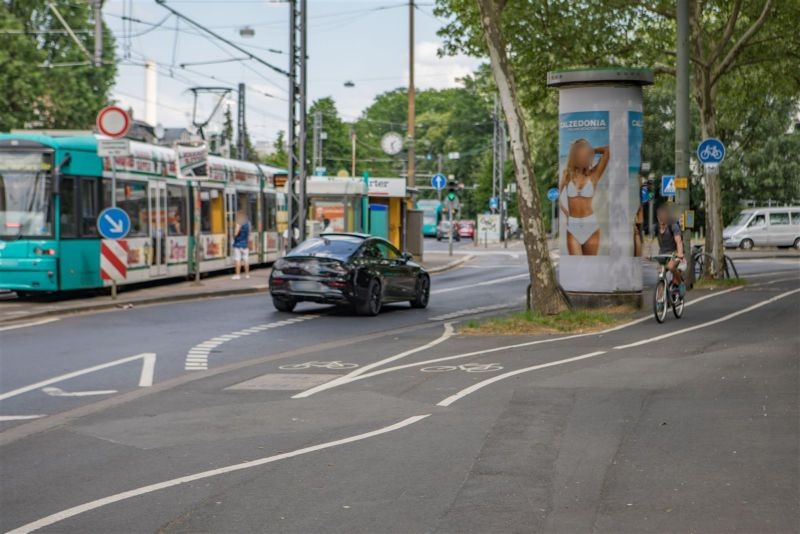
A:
[723,207,800,249]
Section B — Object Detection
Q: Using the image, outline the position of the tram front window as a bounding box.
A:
[0,151,53,238]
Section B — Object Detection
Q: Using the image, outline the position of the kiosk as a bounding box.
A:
[547,68,653,307]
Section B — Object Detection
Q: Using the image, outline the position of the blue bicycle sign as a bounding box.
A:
[697,138,725,164]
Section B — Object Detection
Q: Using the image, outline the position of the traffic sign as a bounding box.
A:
[675,177,689,189]
[489,196,499,210]
[98,207,131,239]
[314,167,326,176]
[697,138,725,164]
[547,187,559,202]
[661,175,676,197]
[96,106,131,138]
[97,138,131,157]
[431,173,447,190]
[100,239,128,281]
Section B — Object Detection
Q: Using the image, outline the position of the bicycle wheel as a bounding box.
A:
[653,280,668,323]
[672,291,685,318]
[693,254,704,281]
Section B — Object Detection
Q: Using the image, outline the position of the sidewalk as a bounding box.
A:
[0,252,471,325]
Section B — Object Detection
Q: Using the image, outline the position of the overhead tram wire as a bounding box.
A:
[153,0,289,77]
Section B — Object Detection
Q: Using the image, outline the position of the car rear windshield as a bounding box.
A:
[288,236,363,260]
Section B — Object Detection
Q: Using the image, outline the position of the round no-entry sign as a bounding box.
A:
[96,106,130,138]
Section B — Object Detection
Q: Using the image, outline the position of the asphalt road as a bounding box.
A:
[1,246,798,533]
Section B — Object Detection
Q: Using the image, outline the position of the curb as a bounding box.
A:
[1,255,477,326]
[427,254,475,274]
[0,285,269,326]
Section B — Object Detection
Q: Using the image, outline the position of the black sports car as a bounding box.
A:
[269,233,430,316]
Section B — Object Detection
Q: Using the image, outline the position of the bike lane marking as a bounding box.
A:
[296,285,748,397]
[292,322,455,399]
[437,287,800,407]
[6,414,430,534]
[184,315,320,371]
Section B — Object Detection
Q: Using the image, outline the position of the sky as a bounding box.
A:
[102,0,484,147]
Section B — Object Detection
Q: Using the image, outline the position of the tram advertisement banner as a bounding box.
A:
[178,144,208,178]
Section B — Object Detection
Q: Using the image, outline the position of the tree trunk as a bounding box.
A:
[475,0,569,314]
[696,70,725,279]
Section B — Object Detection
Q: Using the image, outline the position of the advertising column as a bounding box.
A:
[547,68,653,305]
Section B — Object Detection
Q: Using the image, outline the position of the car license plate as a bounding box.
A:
[292,281,322,292]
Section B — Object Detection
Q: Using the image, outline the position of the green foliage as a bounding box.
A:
[307,97,351,175]
[264,130,289,168]
[435,0,800,224]
[0,1,117,131]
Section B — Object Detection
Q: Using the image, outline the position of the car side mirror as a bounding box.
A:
[401,252,413,262]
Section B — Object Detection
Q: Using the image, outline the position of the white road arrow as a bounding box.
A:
[41,387,118,397]
[0,353,156,402]
[104,213,124,233]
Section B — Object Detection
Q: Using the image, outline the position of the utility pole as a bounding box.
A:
[675,0,693,282]
[92,0,102,67]
[312,110,322,171]
[493,95,506,241]
[405,0,415,251]
[237,83,247,160]
[436,153,443,202]
[286,0,308,246]
[350,128,356,177]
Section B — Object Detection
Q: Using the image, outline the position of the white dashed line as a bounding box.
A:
[183,315,319,371]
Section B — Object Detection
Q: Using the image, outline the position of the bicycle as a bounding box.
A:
[652,254,685,323]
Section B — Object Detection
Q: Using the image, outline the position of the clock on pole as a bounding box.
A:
[380,132,404,155]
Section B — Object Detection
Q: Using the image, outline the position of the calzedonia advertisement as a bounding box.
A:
[555,85,645,293]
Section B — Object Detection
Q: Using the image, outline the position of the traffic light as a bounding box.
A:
[446,180,458,202]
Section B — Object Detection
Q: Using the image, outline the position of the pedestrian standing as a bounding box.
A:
[232,210,250,280]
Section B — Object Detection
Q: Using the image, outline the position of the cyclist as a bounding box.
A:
[654,203,686,296]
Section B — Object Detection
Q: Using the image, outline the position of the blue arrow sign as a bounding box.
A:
[697,138,725,164]
[98,207,130,240]
[661,175,676,197]
[431,173,447,190]
[547,187,559,202]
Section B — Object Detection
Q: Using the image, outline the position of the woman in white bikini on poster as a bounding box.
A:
[559,139,610,256]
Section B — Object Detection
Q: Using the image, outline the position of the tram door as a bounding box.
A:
[148,181,168,276]
[224,187,238,263]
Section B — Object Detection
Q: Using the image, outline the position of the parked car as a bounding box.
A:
[723,207,800,249]
[436,220,461,241]
[458,220,475,239]
[269,233,430,316]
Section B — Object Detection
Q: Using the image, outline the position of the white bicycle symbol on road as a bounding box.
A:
[279,361,359,371]
[420,363,503,373]
[700,144,722,160]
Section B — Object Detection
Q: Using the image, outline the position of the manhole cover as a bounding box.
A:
[226,373,338,391]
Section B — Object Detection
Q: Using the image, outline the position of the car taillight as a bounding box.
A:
[326,281,346,287]
[271,277,286,285]
[33,247,56,256]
